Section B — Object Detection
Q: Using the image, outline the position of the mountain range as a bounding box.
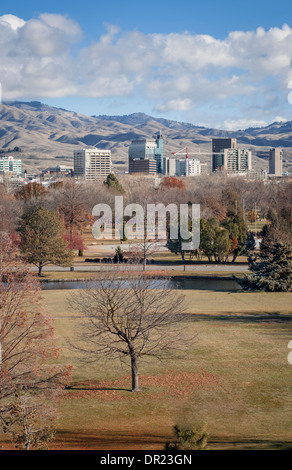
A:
[0,101,291,174]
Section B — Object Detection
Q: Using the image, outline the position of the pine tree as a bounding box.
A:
[245,231,256,252]
[240,241,292,292]
[104,173,125,194]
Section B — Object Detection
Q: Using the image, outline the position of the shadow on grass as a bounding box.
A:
[181,312,292,324]
[53,429,168,450]
[52,430,292,450]
[67,386,132,392]
[209,436,292,450]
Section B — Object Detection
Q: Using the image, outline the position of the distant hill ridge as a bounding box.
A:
[0,101,291,173]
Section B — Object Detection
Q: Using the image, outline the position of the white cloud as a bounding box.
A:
[222,118,268,131]
[0,14,25,31]
[274,116,287,123]
[0,14,291,125]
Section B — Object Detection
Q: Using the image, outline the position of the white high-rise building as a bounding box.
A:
[176,158,201,176]
[74,149,112,182]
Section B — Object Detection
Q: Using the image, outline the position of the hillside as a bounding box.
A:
[0,101,291,174]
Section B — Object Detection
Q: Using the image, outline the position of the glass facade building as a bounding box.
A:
[128,132,164,174]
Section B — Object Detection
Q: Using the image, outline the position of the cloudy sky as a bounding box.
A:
[0,0,292,129]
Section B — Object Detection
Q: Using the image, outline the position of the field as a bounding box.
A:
[33,285,292,450]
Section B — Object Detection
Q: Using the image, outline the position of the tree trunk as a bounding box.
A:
[130,353,140,392]
[182,252,186,271]
[38,265,43,277]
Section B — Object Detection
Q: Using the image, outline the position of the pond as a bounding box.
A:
[41,278,242,292]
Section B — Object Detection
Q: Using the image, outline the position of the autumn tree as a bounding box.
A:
[64,231,86,257]
[3,388,56,450]
[0,237,71,447]
[19,206,73,276]
[70,272,188,392]
[0,188,22,235]
[15,182,47,203]
[50,181,93,256]
[160,177,186,191]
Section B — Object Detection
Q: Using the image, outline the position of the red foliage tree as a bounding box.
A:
[161,177,186,190]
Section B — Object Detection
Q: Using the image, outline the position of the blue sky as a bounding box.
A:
[1,0,292,128]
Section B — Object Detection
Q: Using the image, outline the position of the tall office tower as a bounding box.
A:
[0,156,22,175]
[215,148,252,173]
[128,132,164,174]
[74,148,112,182]
[212,138,237,171]
[175,158,201,176]
[163,157,176,176]
[269,148,283,176]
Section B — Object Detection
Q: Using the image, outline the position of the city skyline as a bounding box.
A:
[0,1,292,130]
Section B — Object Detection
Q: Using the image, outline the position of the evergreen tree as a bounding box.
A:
[245,231,256,252]
[221,214,247,262]
[200,218,231,262]
[113,246,124,263]
[104,173,125,194]
[240,241,292,292]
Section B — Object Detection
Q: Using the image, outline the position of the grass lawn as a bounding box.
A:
[25,286,292,451]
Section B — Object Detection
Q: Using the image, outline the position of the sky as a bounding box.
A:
[1,0,292,129]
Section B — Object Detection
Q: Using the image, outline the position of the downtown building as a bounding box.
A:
[212,138,237,172]
[175,158,201,176]
[0,156,22,175]
[128,132,164,174]
[212,138,252,174]
[269,148,283,176]
[74,148,112,182]
[214,148,252,174]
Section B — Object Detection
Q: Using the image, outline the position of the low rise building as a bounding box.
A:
[128,158,157,175]
[0,156,22,175]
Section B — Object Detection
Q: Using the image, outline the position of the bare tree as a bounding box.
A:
[69,272,189,392]
[126,233,161,271]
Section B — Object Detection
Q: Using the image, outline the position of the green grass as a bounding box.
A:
[30,287,292,450]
